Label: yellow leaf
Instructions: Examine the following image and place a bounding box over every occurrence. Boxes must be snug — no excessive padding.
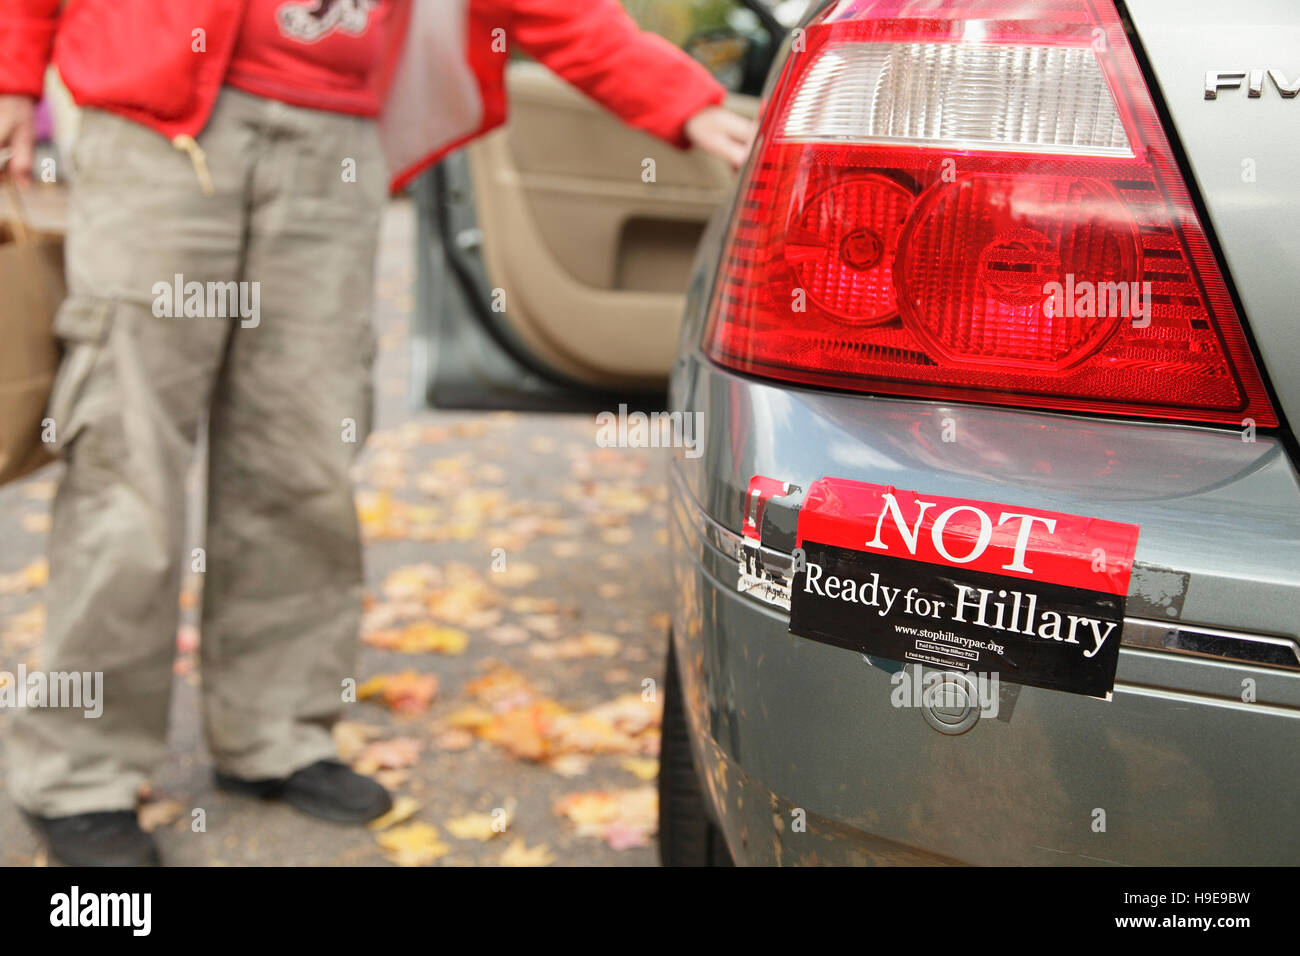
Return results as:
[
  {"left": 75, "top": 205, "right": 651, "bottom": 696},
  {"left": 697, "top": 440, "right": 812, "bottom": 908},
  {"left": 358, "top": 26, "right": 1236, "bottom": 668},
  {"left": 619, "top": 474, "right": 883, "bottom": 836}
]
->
[
  {"left": 368, "top": 796, "right": 421, "bottom": 831},
  {"left": 546, "top": 754, "right": 592, "bottom": 778},
  {"left": 443, "top": 705, "right": 494, "bottom": 730},
  {"left": 555, "top": 787, "right": 658, "bottom": 844},
  {"left": 356, "top": 490, "right": 394, "bottom": 529},
  {"left": 445, "top": 806, "right": 511, "bottom": 841},
  {"left": 357, "top": 670, "right": 439, "bottom": 714},
  {"left": 381, "top": 563, "right": 442, "bottom": 601},
  {"left": 620, "top": 758, "right": 660, "bottom": 781},
  {"left": 376, "top": 822, "right": 450, "bottom": 866},
  {"left": 0, "top": 559, "right": 48, "bottom": 595},
  {"left": 598, "top": 487, "right": 652, "bottom": 515},
  {"left": 529, "top": 631, "right": 620, "bottom": 661},
  {"left": 365, "top": 621, "right": 469, "bottom": 655},
  {"left": 601, "top": 527, "right": 635, "bottom": 546},
  {"left": 494, "top": 562, "right": 540, "bottom": 589},
  {"left": 554, "top": 791, "right": 621, "bottom": 829},
  {"left": 499, "top": 839, "right": 555, "bottom": 867}
]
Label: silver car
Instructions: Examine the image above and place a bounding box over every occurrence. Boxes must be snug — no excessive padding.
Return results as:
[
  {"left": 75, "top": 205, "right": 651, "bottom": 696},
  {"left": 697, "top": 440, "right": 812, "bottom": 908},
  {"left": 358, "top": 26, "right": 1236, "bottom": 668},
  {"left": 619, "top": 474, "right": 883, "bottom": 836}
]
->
[
  {"left": 659, "top": 0, "right": 1300, "bottom": 866},
  {"left": 416, "top": 0, "right": 1297, "bottom": 867}
]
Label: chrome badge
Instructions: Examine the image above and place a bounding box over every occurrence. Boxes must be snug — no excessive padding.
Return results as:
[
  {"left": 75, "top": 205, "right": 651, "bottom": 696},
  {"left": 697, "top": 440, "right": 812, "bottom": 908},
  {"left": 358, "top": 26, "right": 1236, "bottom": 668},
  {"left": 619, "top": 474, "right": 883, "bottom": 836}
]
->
[{"left": 1205, "top": 69, "right": 1300, "bottom": 99}]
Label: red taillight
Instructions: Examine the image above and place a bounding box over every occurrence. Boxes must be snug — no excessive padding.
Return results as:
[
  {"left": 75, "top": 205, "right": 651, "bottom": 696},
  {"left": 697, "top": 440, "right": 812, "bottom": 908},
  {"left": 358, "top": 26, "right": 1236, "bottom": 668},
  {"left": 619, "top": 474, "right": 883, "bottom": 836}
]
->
[{"left": 704, "top": 0, "right": 1278, "bottom": 427}]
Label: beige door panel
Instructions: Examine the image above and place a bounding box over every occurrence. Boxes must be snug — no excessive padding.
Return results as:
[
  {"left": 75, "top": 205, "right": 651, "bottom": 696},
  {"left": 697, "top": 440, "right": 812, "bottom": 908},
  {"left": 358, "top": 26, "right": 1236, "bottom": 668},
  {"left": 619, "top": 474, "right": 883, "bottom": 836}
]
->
[{"left": 468, "top": 62, "right": 757, "bottom": 387}]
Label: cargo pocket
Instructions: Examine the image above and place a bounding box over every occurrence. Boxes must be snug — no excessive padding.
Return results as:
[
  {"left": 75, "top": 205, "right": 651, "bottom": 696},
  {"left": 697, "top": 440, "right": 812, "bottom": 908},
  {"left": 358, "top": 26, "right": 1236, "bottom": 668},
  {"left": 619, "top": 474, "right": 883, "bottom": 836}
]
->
[{"left": 45, "top": 297, "right": 115, "bottom": 456}]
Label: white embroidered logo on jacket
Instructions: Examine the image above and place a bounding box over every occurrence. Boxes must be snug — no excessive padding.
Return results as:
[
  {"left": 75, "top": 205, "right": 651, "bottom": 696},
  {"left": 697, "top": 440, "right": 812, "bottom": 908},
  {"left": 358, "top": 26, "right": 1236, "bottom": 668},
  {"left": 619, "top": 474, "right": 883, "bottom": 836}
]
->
[{"left": 277, "top": 0, "right": 378, "bottom": 43}]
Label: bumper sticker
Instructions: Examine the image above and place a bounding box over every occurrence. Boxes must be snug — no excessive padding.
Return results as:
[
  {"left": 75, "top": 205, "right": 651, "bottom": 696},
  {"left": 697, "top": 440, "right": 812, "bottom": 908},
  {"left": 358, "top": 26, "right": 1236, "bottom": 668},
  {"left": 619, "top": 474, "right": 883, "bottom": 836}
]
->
[{"left": 788, "top": 478, "right": 1140, "bottom": 700}]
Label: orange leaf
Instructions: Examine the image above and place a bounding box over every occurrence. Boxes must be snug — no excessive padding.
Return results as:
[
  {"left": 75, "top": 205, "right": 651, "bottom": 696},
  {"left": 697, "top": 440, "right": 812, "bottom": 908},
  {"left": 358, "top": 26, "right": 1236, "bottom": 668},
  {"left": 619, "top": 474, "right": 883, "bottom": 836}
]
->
[{"left": 357, "top": 671, "right": 438, "bottom": 715}]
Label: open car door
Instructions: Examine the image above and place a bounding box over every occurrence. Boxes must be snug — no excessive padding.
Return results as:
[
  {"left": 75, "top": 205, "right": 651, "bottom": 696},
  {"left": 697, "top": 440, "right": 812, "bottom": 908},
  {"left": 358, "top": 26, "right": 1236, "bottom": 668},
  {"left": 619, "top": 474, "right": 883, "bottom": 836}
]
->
[{"left": 414, "top": 0, "right": 794, "bottom": 409}]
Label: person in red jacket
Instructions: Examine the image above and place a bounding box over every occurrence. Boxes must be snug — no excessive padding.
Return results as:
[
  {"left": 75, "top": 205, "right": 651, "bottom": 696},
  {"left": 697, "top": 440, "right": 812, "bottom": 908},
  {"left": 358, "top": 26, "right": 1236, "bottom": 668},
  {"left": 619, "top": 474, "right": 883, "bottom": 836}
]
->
[{"left": 0, "top": 0, "right": 753, "bottom": 867}]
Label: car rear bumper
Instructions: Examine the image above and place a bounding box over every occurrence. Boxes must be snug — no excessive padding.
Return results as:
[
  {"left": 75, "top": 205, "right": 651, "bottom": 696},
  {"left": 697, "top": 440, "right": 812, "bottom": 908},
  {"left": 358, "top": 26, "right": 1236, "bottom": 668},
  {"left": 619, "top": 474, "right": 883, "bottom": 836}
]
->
[{"left": 668, "top": 352, "right": 1300, "bottom": 865}]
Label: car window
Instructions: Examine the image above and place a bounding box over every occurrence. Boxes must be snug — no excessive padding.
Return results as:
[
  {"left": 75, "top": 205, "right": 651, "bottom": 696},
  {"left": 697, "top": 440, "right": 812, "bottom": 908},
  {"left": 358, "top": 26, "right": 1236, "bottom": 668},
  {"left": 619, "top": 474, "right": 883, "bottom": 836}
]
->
[
  {"left": 619, "top": 0, "right": 747, "bottom": 49},
  {"left": 621, "top": 0, "right": 808, "bottom": 95}
]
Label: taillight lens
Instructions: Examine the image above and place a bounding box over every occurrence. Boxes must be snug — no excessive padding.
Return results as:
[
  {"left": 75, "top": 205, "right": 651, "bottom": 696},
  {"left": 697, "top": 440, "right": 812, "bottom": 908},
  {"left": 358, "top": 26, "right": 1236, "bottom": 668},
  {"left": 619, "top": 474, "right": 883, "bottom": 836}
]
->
[{"left": 704, "top": 0, "right": 1277, "bottom": 426}]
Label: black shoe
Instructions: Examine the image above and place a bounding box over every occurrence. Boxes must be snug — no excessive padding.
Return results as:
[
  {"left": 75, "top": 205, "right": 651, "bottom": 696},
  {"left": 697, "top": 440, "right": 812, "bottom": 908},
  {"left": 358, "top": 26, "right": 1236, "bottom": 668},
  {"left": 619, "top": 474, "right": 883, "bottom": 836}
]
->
[
  {"left": 26, "top": 810, "right": 161, "bottom": 867},
  {"left": 215, "top": 759, "right": 393, "bottom": 824}
]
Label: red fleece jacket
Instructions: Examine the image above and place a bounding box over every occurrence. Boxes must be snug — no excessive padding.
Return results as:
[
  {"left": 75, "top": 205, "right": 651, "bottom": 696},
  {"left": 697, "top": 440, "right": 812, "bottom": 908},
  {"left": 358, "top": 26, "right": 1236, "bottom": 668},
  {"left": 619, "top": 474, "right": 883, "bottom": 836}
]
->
[{"left": 0, "top": 0, "right": 726, "bottom": 191}]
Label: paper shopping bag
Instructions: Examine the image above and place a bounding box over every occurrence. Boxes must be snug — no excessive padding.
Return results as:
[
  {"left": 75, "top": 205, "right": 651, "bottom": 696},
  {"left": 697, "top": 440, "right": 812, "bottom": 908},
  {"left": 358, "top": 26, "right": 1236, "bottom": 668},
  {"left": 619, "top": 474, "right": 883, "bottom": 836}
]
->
[{"left": 0, "top": 184, "right": 65, "bottom": 485}]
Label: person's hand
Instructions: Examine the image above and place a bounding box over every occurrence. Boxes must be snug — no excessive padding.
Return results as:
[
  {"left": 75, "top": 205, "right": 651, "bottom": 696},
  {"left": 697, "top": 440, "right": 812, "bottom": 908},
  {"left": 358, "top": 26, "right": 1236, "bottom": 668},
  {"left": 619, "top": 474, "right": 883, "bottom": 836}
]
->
[
  {"left": 684, "top": 105, "right": 755, "bottom": 169},
  {"left": 0, "top": 95, "right": 37, "bottom": 185}
]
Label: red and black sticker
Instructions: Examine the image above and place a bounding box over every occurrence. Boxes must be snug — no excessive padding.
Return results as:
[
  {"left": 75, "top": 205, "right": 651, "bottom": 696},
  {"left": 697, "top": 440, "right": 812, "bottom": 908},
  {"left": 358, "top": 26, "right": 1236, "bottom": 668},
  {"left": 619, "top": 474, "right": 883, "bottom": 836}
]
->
[{"left": 788, "top": 478, "right": 1140, "bottom": 699}]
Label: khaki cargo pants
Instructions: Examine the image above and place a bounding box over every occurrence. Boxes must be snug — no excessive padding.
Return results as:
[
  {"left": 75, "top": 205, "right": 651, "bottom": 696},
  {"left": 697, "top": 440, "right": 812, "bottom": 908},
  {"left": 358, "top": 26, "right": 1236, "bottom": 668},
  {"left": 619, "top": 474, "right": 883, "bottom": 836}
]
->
[{"left": 8, "top": 88, "right": 386, "bottom": 815}]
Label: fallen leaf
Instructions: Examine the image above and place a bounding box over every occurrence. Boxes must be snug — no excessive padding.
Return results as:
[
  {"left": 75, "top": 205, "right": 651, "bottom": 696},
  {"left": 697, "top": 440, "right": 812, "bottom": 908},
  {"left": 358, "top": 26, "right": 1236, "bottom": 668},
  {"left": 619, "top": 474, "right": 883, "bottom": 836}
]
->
[
  {"left": 521, "top": 614, "right": 562, "bottom": 639},
  {"left": 353, "top": 737, "right": 422, "bottom": 774},
  {"left": 380, "top": 563, "right": 443, "bottom": 601},
  {"left": 604, "top": 819, "right": 652, "bottom": 851},
  {"left": 484, "top": 624, "right": 530, "bottom": 646},
  {"left": 459, "top": 670, "right": 662, "bottom": 764},
  {"left": 0, "top": 559, "right": 48, "bottom": 595},
  {"left": 546, "top": 754, "right": 592, "bottom": 778},
  {"left": 529, "top": 631, "right": 620, "bottom": 661},
  {"left": 493, "top": 562, "right": 540, "bottom": 589},
  {"left": 357, "top": 671, "right": 439, "bottom": 715},
  {"left": 367, "top": 796, "right": 421, "bottom": 831},
  {"left": 445, "top": 804, "right": 513, "bottom": 841},
  {"left": 550, "top": 541, "right": 582, "bottom": 559},
  {"left": 554, "top": 787, "right": 657, "bottom": 849},
  {"left": 356, "top": 489, "right": 403, "bottom": 540},
  {"left": 600, "top": 527, "right": 635, "bottom": 546},
  {"left": 499, "top": 839, "right": 555, "bottom": 867},
  {"left": 364, "top": 621, "right": 469, "bottom": 655},
  {"left": 481, "top": 704, "right": 557, "bottom": 761},
  {"left": 508, "top": 596, "right": 566, "bottom": 615},
  {"left": 435, "top": 728, "right": 475, "bottom": 751},
  {"left": 376, "top": 822, "right": 450, "bottom": 866},
  {"left": 620, "top": 757, "right": 659, "bottom": 781},
  {"left": 425, "top": 565, "right": 500, "bottom": 625},
  {"left": 597, "top": 486, "right": 653, "bottom": 515},
  {"left": 463, "top": 667, "right": 537, "bottom": 708},
  {"left": 554, "top": 791, "right": 620, "bottom": 832},
  {"left": 442, "top": 705, "right": 494, "bottom": 730}
]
